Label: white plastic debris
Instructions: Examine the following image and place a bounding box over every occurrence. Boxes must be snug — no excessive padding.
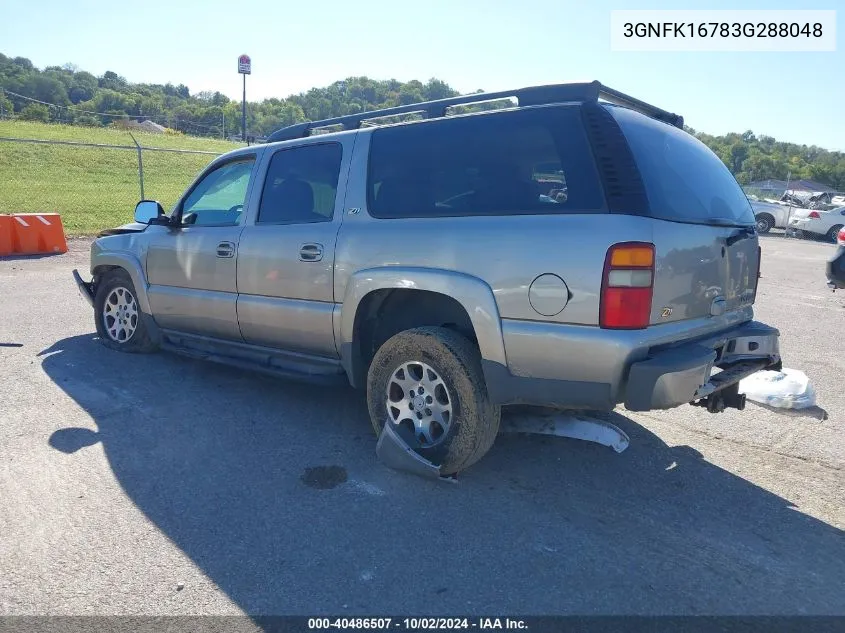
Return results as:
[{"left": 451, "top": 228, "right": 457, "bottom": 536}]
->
[{"left": 739, "top": 368, "right": 816, "bottom": 410}]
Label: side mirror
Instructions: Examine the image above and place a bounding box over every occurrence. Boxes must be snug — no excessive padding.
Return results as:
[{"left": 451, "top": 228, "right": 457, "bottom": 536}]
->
[{"left": 134, "top": 200, "right": 166, "bottom": 225}]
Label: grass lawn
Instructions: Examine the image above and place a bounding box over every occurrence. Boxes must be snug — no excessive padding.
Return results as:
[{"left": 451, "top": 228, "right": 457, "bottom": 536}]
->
[{"left": 0, "top": 121, "right": 244, "bottom": 235}]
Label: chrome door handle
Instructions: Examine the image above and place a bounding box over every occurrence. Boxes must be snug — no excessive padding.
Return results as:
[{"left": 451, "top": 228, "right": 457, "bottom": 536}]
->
[
  {"left": 299, "top": 243, "right": 323, "bottom": 262},
  {"left": 216, "top": 241, "right": 236, "bottom": 258}
]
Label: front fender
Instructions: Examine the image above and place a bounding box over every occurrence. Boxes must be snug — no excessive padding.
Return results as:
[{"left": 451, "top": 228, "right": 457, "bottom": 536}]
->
[
  {"left": 90, "top": 241, "right": 151, "bottom": 314},
  {"left": 338, "top": 266, "right": 508, "bottom": 387}
]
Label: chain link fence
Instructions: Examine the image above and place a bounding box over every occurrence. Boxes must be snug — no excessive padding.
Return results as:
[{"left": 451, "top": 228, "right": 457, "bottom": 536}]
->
[{"left": 0, "top": 128, "right": 229, "bottom": 235}]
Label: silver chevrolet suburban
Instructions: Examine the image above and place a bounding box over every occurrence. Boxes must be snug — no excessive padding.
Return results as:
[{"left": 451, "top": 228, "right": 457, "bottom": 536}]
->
[{"left": 73, "top": 81, "right": 782, "bottom": 474}]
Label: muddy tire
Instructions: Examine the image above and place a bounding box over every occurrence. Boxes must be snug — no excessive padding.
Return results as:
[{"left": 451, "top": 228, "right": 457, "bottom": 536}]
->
[
  {"left": 366, "top": 326, "right": 500, "bottom": 475},
  {"left": 94, "top": 269, "right": 157, "bottom": 353}
]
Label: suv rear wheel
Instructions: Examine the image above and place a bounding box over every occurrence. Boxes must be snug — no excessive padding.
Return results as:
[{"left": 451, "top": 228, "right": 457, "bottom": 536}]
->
[
  {"left": 366, "top": 326, "right": 500, "bottom": 475},
  {"left": 94, "top": 269, "right": 157, "bottom": 353}
]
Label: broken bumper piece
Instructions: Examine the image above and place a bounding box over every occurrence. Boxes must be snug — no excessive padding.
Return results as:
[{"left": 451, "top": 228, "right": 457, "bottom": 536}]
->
[
  {"left": 501, "top": 412, "right": 629, "bottom": 453},
  {"left": 375, "top": 422, "right": 457, "bottom": 482}
]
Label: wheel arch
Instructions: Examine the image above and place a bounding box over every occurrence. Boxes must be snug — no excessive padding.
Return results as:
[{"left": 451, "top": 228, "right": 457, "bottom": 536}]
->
[
  {"left": 91, "top": 249, "right": 151, "bottom": 313},
  {"left": 338, "top": 267, "right": 507, "bottom": 389}
]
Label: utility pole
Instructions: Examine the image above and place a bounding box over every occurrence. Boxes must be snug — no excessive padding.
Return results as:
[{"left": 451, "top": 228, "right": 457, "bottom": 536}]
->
[
  {"left": 242, "top": 73, "right": 246, "bottom": 141},
  {"left": 785, "top": 170, "right": 794, "bottom": 237},
  {"left": 238, "top": 54, "right": 251, "bottom": 142}
]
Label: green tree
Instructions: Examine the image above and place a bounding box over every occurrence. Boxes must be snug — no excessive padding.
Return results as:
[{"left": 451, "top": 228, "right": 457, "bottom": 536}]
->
[
  {"left": 0, "top": 93, "right": 13, "bottom": 118},
  {"left": 21, "top": 74, "right": 69, "bottom": 106},
  {"left": 99, "top": 70, "right": 127, "bottom": 92},
  {"left": 424, "top": 78, "right": 457, "bottom": 101},
  {"left": 74, "top": 114, "right": 99, "bottom": 126},
  {"left": 2, "top": 51, "right": 843, "bottom": 192},
  {"left": 69, "top": 71, "right": 98, "bottom": 103},
  {"left": 12, "top": 56, "right": 34, "bottom": 71},
  {"left": 729, "top": 142, "right": 749, "bottom": 173},
  {"left": 20, "top": 102, "right": 50, "bottom": 121}
]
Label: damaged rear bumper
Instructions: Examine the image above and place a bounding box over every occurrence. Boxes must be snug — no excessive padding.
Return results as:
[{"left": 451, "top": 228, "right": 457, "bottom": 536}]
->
[{"left": 624, "top": 321, "right": 781, "bottom": 412}]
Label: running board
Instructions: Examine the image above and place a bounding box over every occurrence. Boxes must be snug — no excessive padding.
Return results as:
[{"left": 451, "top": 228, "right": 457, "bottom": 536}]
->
[{"left": 159, "top": 330, "right": 348, "bottom": 387}]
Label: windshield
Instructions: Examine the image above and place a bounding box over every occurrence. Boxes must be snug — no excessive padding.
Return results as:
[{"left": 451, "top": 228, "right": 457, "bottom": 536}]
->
[{"left": 611, "top": 106, "right": 755, "bottom": 226}]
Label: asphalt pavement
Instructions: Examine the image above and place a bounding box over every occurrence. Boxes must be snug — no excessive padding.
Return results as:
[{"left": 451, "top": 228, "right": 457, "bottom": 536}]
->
[{"left": 0, "top": 234, "right": 843, "bottom": 617}]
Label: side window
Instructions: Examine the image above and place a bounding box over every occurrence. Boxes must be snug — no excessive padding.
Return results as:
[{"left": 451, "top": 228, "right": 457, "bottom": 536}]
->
[
  {"left": 181, "top": 158, "right": 255, "bottom": 226},
  {"left": 257, "top": 143, "right": 343, "bottom": 224},
  {"left": 612, "top": 107, "right": 755, "bottom": 225},
  {"left": 367, "top": 107, "right": 603, "bottom": 219}
]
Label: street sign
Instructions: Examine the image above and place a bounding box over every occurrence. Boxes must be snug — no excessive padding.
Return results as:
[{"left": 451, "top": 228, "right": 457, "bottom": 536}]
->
[{"left": 238, "top": 54, "right": 251, "bottom": 75}]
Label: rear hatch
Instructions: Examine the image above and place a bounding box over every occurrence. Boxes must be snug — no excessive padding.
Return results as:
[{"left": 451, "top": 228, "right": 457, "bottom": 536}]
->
[{"left": 610, "top": 107, "right": 760, "bottom": 325}]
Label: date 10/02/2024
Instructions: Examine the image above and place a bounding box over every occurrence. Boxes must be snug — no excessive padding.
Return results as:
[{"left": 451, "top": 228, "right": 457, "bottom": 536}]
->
[{"left": 308, "top": 617, "right": 528, "bottom": 630}]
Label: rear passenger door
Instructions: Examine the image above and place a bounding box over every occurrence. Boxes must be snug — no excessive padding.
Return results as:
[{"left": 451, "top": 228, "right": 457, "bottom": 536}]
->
[{"left": 236, "top": 138, "right": 353, "bottom": 357}]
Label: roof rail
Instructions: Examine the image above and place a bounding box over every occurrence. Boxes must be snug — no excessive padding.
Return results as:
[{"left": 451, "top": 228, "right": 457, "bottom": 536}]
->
[{"left": 266, "top": 81, "right": 683, "bottom": 143}]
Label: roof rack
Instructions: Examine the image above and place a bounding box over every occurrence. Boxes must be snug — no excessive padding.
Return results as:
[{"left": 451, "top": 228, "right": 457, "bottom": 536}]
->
[{"left": 265, "top": 81, "right": 683, "bottom": 143}]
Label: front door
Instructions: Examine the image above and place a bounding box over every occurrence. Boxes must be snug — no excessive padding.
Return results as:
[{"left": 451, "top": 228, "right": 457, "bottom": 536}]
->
[
  {"left": 236, "top": 140, "right": 350, "bottom": 357},
  {"left": 146, "top": 154, "right": 259, "bottom": 340}
]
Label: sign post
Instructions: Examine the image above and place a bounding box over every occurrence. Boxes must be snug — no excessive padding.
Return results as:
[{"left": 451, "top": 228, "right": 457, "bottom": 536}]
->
[{"left": 238, "top": 54, "right": 251, "bottom": 142}]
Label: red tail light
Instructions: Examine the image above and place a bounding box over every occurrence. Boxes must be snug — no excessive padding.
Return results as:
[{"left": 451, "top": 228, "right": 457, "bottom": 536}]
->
[
  {"left": 838, "top": 228, "right": 845, "bottom": 245},
  {"left": 600, "top": 243, "right": 655, "bottom": 329},
  {"left": 809, "top": 211, "right": 821, "bottom": 219}
]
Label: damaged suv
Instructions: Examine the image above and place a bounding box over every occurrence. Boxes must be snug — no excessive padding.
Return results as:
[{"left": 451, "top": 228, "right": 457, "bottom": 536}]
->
[{"left": 73, "top": 81, "right": 781, "bottom": 475}]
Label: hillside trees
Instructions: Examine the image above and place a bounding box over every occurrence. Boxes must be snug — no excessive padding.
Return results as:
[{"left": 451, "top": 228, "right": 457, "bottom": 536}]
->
[{"left": 1, "top": 52, "right": 843, "bottom": 189}]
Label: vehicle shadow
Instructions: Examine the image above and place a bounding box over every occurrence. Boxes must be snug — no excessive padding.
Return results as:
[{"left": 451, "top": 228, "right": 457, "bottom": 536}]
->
[
  {"left": 745, "top": 401, "right": 829, "bottom": 421},
  {"left": 40, "top": 334, "right": 845, "bottom": 616}
]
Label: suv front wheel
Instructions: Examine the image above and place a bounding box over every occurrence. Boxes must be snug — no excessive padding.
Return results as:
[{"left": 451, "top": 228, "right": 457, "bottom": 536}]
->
[
  {"left": 94, "top": 269, "right": 158, "bottom": 353},
  {"left": 366, "top": 326, "right": 500, "bottom": 475}
]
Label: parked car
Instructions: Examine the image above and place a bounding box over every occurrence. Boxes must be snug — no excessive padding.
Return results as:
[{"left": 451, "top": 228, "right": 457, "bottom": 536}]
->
[
  {"left": 750, "top": 200, "right": 791, "bottom": 233},
  {"left": 787, "top": 207, "right": 845, "bottom": 242},
  {"left": 72, "top": 82, "right": 782, "bottom": 474},
  {"left": 826, "top": 226, "right": 845, "bottom": 290}
]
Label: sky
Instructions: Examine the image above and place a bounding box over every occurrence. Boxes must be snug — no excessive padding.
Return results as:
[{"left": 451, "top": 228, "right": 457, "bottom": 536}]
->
[{"left": 1, "top": 0, "right": 842, "bottom": 149}]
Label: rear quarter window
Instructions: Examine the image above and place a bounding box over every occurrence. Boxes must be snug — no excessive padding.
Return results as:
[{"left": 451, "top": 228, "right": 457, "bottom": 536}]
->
[
  {"left": 366, "top": 106, "right": 605, "bottom": 218},
  {"left": 611, "top": 106, "right": 755, "bottom": 226}
]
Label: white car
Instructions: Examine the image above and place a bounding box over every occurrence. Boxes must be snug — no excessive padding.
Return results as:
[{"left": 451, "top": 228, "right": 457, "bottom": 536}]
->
[
  {"left": 750, "top": 200, "right": 791, "bottom": 233},
  {"left": 788, "top": 206, "right": 845, "bottom": 242}
]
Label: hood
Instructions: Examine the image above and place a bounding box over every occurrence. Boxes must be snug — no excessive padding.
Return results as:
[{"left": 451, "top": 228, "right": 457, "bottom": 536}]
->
[{"left": 97, "top": 222, "right": 149, "bottom": 237}]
